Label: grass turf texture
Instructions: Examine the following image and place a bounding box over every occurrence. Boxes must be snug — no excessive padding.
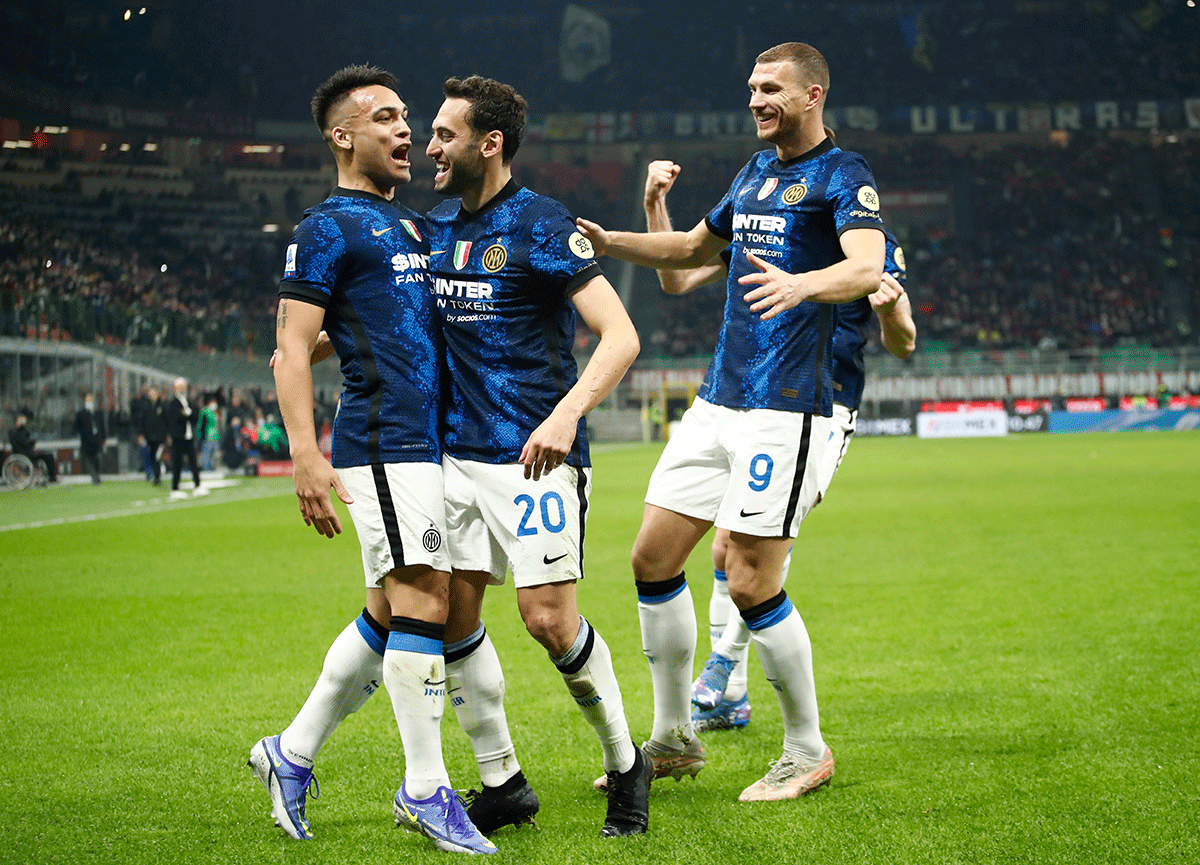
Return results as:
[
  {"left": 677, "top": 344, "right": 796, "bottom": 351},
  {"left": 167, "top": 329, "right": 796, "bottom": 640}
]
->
[{"left": 1, "top": 431, "right": 1197, "bottom": 864}]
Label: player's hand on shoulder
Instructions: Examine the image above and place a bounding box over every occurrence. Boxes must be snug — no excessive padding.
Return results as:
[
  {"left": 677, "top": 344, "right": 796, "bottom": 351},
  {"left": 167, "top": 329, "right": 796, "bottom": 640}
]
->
[
  {"left": 574, "top": 217, "right": 610, "bottom": 257},
  {"left": 644, "top": 161, "right": 681, "bottom": 205},
  {"left": 739, "top": 251, "right": 807, "bottom": 321},
  {"left": 870, "top": 272, "right": 905, "bottom": 313}
]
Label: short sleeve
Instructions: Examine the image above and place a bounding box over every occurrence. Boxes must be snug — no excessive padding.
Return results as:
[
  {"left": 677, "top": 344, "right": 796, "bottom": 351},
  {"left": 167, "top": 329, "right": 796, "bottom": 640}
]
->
[
  {"left": 529, "top": 201, "right": 604, "bottom": 295},
  {"left": 279, "top": 211, "right": 346, "bottom": 308},
  {"left": 828, "top": 153, "right": 887, "bottom": 237}
]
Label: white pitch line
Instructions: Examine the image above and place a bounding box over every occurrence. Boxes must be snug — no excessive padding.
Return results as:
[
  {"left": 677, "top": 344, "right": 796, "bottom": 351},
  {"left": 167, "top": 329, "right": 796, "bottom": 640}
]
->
[{"left": 0, "top": 481, "right": 293, "bottom": 532}]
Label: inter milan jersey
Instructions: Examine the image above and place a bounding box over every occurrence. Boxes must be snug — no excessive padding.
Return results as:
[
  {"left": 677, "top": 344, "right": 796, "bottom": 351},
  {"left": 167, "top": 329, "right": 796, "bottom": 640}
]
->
[
  {"left": 278, "top": 187, "right": 440, "bottom": 468},
  {"left": 831, "top": 227, "right": 906, "bottom": 410},
  {"left": 426, "top": 180, "right": 602, "bottom": 467},
  {"left": 704, "top": 138, "right": 886, "bottom": 416}
]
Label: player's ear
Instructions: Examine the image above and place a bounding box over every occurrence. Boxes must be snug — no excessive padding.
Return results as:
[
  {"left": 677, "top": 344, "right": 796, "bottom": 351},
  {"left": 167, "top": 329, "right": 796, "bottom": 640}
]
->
[
  {"left": 480, "top": 129, "right": 503, "bottom": 159},
  {"left": 330, "top": 124, "right": 353, "bottom": 154}
]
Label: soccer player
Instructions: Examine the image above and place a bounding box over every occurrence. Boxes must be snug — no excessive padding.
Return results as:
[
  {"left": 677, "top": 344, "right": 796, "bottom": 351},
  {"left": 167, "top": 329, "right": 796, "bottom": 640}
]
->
[
  {"left": 423, "top": 75, "right": 650, "bottom": 836},
  {"left": 249, "top": 65, "right": 494, "bottom": 855},
  {"left": 576, "top": 42, "right": 887, "bottom": 801},
  {"left": 638, "top": 158, "right": 916, "bottom": 731}
]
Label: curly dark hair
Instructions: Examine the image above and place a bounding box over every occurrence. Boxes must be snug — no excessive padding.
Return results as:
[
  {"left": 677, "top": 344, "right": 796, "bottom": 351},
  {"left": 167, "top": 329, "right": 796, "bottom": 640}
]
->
[
  {"left": 311, "top": 64, "right": 401, "bottom": 136},
  {"left": 442, "top": 76, "right": 527, "bottom": 164}
]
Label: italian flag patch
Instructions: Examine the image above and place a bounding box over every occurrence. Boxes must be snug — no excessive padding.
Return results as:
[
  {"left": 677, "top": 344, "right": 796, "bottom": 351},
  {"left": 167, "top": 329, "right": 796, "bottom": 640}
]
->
[
  {"left": 453, "top": 241, "right": 472, "bottom": 270},
  {"left": 399, "top": 219, "right": 421, "bottom": 241}
]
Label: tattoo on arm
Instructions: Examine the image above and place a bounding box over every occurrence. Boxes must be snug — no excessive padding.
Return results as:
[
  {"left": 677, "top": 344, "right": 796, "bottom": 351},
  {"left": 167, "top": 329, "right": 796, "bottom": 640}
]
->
[{"left": 277, "top": 299, "right": 287, "bottom": 332}]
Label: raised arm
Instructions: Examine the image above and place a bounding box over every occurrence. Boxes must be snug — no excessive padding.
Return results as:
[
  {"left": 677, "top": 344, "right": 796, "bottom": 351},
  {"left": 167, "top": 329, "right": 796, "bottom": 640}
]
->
[
  {"left": 576, "top": 207, "right": 727, "bottom": 271},
  {"left": 274, "top": 298, "right": 353, "bottom": 537},
  {"left": 739, "top": 226, "right": 885, "bottom": 320},
  {"left": 643, "top": 160, "right": 726, "bottom": 295},
  {"left": 870, "top": 271, "right": 917, "bottom": 359},
  {"left": 518, "top": 275, "right": 640, "bottom": 481}
]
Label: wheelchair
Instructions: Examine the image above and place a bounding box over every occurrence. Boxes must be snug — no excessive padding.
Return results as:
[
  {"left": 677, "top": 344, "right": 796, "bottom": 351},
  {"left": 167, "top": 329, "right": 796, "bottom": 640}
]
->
[{"left": 2, "top": 452, "right": 49, "bottom": 490}]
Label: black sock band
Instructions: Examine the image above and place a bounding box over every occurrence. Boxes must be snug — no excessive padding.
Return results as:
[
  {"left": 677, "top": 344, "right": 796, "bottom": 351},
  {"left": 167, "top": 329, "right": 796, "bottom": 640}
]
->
[
  {"left": 635, "top": 572, "right": 686, "bottom": 598},
  {"left": 739, "top": 590, "right": 788, "bottom": 624},
  {"left": 389, "top": 616, "right": 446, "bottom": 642},
  {"left": 361, "top": 607, "right": 388, "bottom": 642},
  {"left": 553, "top": 618, "right": 596, "bottom": 675},
  {"left": 444, "top": 625, "right": 488, "bottom": 665}
]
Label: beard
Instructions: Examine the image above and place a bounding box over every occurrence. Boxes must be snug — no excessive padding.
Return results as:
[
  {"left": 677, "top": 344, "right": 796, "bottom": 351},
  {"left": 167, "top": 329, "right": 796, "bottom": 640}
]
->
[{"left": 434, "top": 148, "right": 486, "bottom": 197}]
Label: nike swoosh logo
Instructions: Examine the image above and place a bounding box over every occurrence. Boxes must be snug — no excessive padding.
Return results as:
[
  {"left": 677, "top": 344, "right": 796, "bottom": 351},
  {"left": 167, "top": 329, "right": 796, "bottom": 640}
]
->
[
  {"left": 423, "top": 678, "right": 446, "bottom": 687},
  {"left": 543, "top": 553, "right": 568, "bottom": 565},
  {"left": 739, "top": 509, "right": 764, "bottom": 518},
  {"left": 447, "top": 687, "right": 461, "bottom": 694},
  {"left": 431, "top": 249, "right": 444, "bottom": 254},
  {"left": 372, "top": 227, "right": 393, "bottom": 236}
]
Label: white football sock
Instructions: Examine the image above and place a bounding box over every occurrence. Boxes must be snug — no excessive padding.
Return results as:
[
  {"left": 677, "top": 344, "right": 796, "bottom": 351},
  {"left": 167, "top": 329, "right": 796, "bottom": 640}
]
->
[
  {"left": 279, "top": 614, "right": 384, "bottom": 768},
  {"left": 637, "top": 576, "right": 698, "bottom": 748},
  {"left": 445, "top": 625, "right": 520, "bottom": 788},
  {"left": 746, "top": 596, "right": 825, "bottom": 762},
  {"left": 383, "top": 626, "right": 450, "bottom": 799},
  {"left": 553, "top": 617, "right": 635, "bottom": 774},
  {"left": 716, "top": 598, "right": 752, "bottom": 702},
  {"left": 708, "top": 569, "right": 730, "bottom": 649}
]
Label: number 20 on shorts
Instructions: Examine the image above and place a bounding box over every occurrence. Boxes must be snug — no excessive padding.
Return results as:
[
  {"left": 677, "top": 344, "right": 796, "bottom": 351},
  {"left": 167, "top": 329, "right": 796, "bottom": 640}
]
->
[{"left": 515, "top": 491, "right": 568, "bottom": 536}]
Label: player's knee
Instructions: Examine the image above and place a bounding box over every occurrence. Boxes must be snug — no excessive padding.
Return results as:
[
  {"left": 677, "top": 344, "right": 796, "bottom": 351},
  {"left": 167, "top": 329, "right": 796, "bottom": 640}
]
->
[
  {"left": 727, "top": 583, "right": 759, "bottom": 611},
  {"left": 711, "top": 536, "right": 728, "bottom": 570},
  {"left": 630, "top": 539, "right": 669, "bottom": 582},
  {"left": 522, "top": 608, "right": 571, "bottom": 655}
]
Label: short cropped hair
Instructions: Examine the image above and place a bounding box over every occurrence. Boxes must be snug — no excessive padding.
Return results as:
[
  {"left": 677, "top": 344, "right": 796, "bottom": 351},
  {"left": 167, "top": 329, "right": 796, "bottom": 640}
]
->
[
  {"left": 311, "top": 65, "right": 401, "bottom": 137},
  {"left": 442, "top": 76, "right": 527, "bottom": 164},
  {"left": 756, "top": 42, "right": 830, "bottom": 96}
]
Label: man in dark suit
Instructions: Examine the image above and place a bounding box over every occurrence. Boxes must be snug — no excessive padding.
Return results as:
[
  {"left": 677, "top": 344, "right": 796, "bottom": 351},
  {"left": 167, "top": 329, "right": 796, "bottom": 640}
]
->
[
  {"left": 166, "top": 377, "right": 206, "bottom": 498},
  {"left": 139, "top": 386, "right": 169, "bottom": 486},
  {"left": 74, "top": 393, "right": 106, "bottom": 484}
]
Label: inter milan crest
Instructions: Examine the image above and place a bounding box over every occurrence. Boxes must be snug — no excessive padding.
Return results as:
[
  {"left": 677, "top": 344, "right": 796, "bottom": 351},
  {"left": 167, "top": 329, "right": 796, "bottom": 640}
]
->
[
  {"left": 452, "top": 241, "right": 472, "bottom": 270},
  {"left": 782, "top": 183, "right": 807, "bottom": 205},
  {"left": 422, "top": 527, "right": 442, "bottom": 553},
  {"left": 482, "top": 244, "right": 508, "bottom": 273},
  {"left": 757, "top": 178, "right": 778, "bottom": 200}
]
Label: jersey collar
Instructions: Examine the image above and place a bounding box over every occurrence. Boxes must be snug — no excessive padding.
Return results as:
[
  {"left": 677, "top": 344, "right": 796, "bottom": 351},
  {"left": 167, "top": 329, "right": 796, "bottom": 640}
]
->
[
  {"left": 459, "top": 178, "right": 520, "bottom": 223},
  {"left": 774, "top": 136, "right": 835, "bottom": 169},
  {"left": 331, "top": 186, "right": 399, "bottom": 206}
]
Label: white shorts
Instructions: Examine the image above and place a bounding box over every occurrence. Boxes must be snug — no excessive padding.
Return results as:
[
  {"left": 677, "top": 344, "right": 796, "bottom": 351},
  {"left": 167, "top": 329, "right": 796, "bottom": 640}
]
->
[
  {"left": 645, "top": 397, "right": 834, "bottom": 539},
  {"left": 337, "top": 462, "right": 451, "bottom": 587},
  {"left": 814, "top": 403, "right": 857, "bottom": 504},
  {"left": 443, "top": 455, "right": 591, "bottom": 589}
]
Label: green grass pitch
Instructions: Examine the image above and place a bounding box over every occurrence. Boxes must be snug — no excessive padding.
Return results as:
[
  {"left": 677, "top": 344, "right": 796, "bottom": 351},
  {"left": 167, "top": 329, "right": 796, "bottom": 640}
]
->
[{"left": 2, "top": 431, "right": 1197, "bottom": 864}]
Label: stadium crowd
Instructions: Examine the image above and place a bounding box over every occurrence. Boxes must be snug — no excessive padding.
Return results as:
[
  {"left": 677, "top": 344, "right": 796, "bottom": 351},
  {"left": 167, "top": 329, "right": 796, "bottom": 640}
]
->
[
  {"left": 3, "top": 2, "right": 1197, "bottom": 118},
  {"left": 4, "top": 132, "right": 1198, "bottom": 361}
]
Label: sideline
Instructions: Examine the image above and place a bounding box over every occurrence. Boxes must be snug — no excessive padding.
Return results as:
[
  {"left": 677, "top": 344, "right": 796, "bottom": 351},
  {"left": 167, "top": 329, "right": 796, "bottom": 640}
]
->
[{"left": 0, "top": 478, "right": 294, "bottom": 532}]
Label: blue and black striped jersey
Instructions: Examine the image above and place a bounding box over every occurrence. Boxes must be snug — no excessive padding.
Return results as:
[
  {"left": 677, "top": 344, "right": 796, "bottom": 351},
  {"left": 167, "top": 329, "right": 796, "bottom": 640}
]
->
[
  {"left": 704, "top": 138, "right": 886, "bottom": 416},
  {"left": 426, "top": 180, "right": 603, "bottom": 467},
  {"left": 278, "top": 188, "right": 441, "bottom": 468}
]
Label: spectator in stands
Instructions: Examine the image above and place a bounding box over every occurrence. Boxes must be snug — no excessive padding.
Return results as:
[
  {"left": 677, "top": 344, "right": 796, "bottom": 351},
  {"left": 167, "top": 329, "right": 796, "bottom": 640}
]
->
[
  {"left": 7, "top": 413, "right": 58, "bottom": 483},
  {"left": 74, "top": 392, "right": 106, "bottom": 484},
  {"left": 256, "top": 413, "right": 288, "bottom": 460},
  {"left": 130, "top": 385, "right": 154, "bottom": 480},
  {"left": 197, "top": 394, "right": 222, "bottom": 471},
  {"left": 222, "top": 416, "right": 247, "bottom": 472}
]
